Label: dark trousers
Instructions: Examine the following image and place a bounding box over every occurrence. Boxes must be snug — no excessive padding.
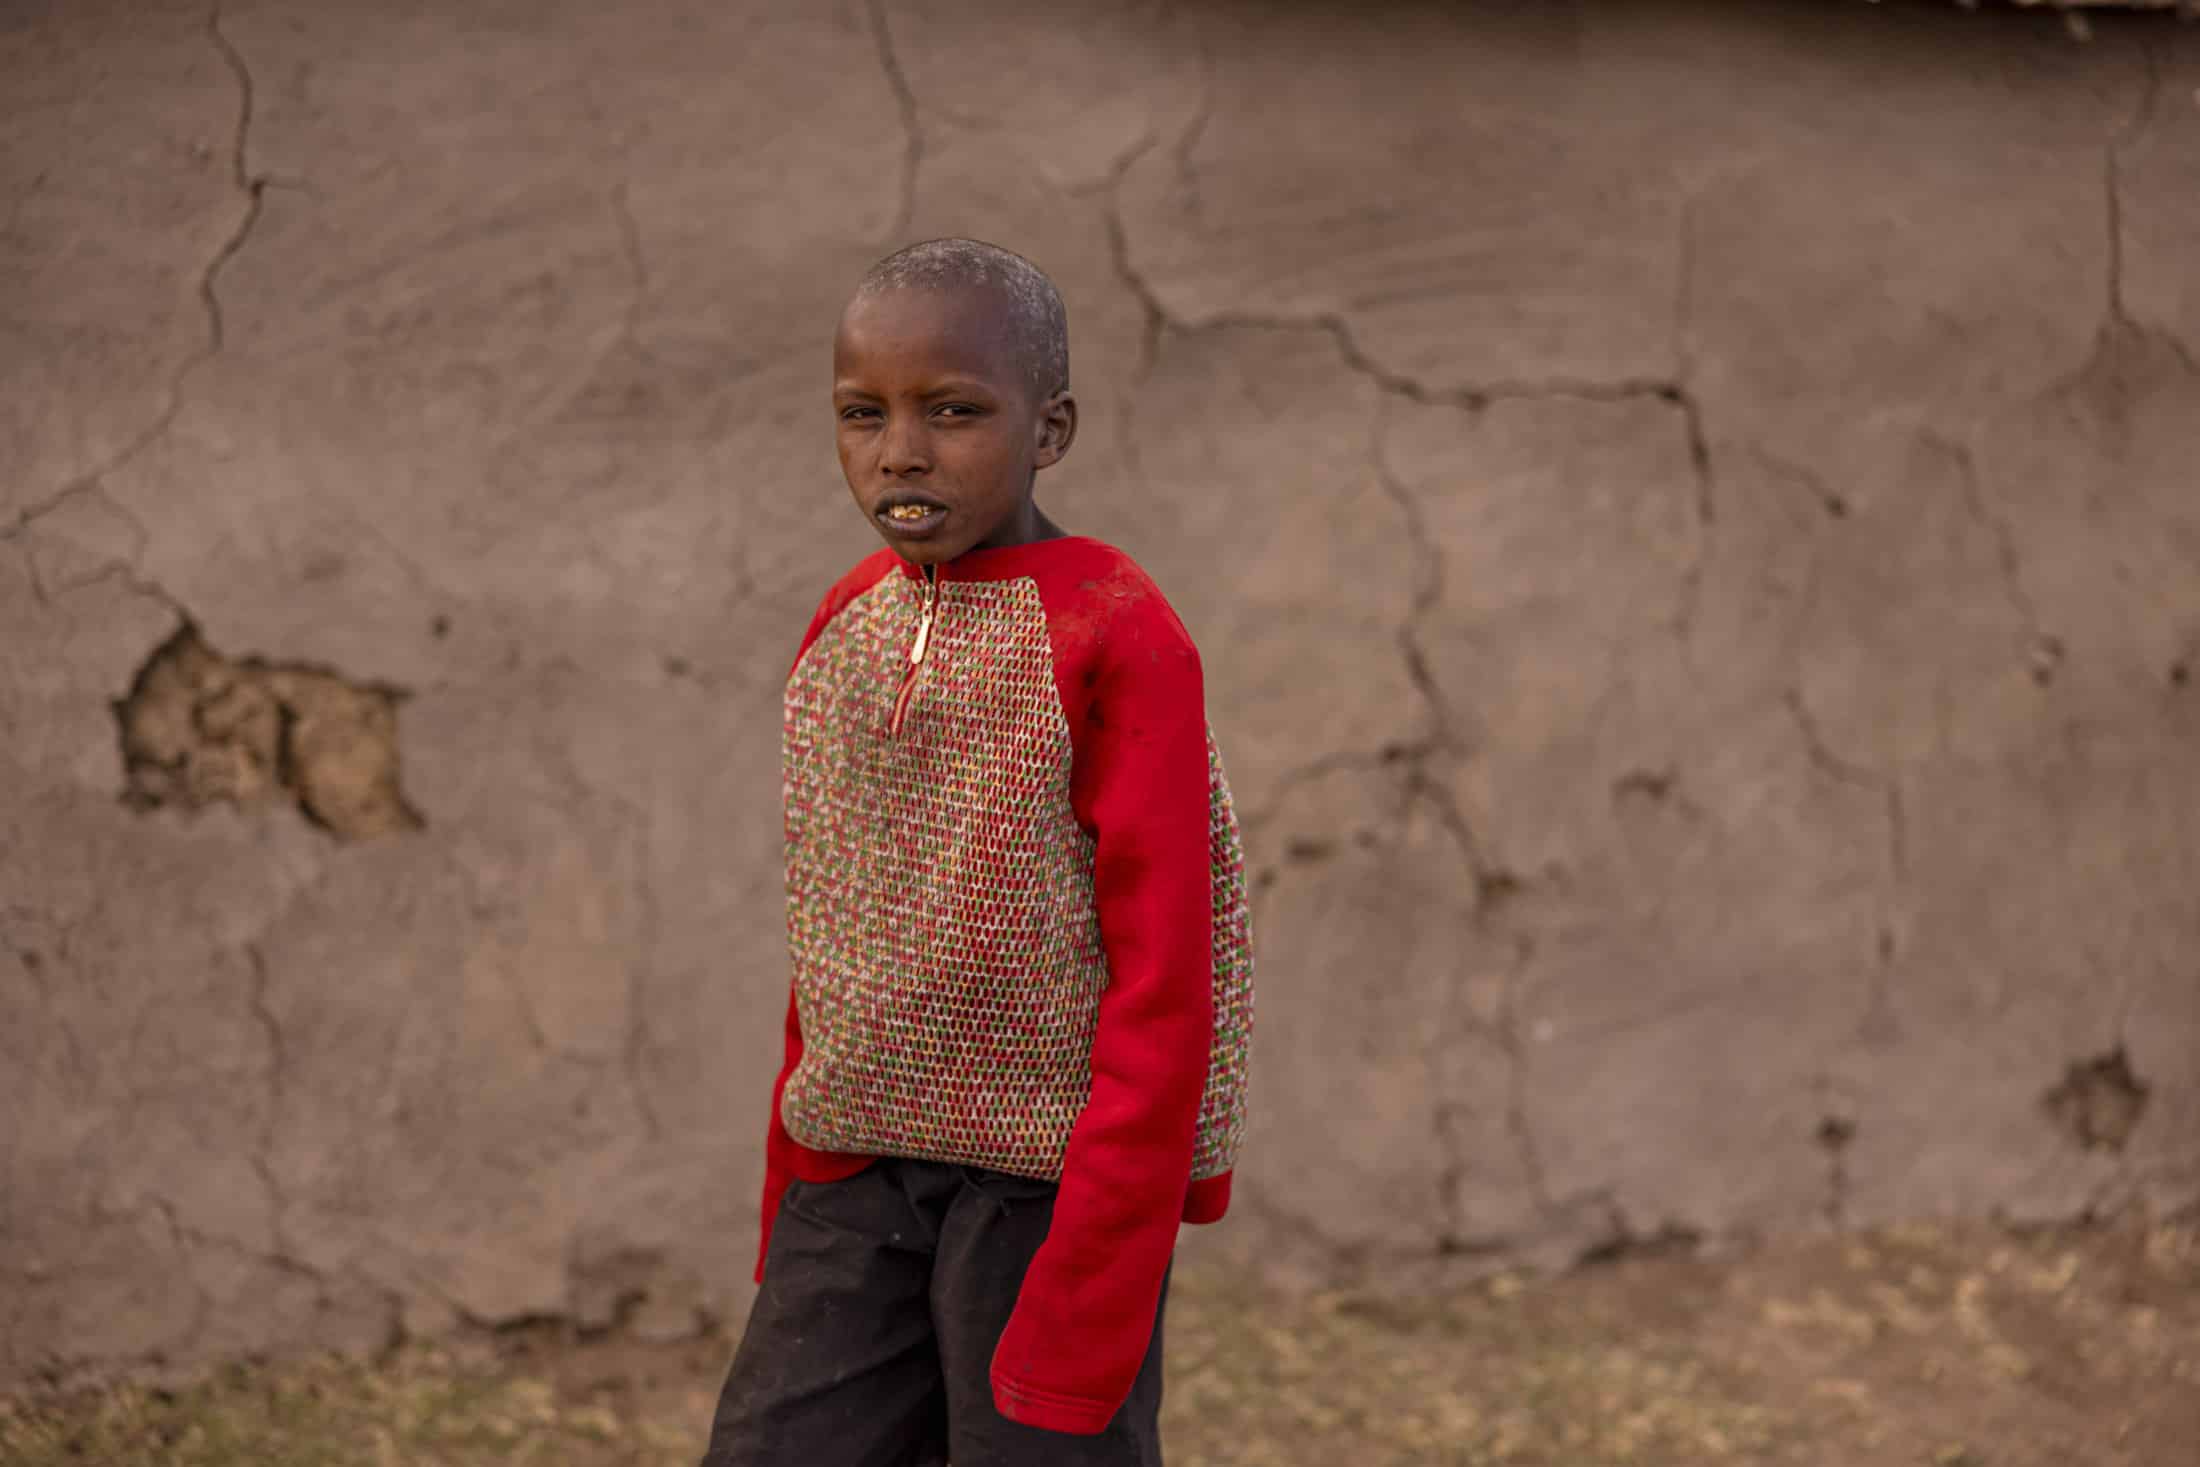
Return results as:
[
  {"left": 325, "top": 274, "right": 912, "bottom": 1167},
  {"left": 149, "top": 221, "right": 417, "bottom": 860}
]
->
[{"left": 701, "top": 1156, "right": 1169, "bottom": 1467}]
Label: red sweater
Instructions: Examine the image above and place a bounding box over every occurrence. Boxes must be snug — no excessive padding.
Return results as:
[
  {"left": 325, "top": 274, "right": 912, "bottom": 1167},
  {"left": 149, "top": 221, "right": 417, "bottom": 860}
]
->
[{"left": 755, "top": 534, "right": 1254, "bottom": 1435}]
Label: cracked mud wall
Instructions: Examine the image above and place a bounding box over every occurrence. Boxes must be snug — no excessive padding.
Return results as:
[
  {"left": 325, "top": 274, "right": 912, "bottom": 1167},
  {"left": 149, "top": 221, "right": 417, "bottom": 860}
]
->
[{"left": 4, "top": 0, "right": 2197, "bottom": 1383}]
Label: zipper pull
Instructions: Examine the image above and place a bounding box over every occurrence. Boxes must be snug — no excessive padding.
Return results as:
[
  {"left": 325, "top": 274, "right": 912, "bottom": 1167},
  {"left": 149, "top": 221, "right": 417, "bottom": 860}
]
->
[
  {"left": 888, "top": 566, "right": 939, "bottom": 739},
  {"left": 910, "top": 565, "right": 938, "bottom": 667}
]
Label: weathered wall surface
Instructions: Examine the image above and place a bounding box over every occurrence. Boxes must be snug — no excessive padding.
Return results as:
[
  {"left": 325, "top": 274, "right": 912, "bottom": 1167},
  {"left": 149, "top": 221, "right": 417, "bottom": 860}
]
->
[{"left": 4, "top": 0, "right": 2197, "bottom": 1383}]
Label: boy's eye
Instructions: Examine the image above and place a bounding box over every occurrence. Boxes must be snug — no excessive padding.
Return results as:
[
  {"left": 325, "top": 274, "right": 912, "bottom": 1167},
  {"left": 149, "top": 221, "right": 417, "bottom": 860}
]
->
[
  {"left": 838, "top": 405, "right": 880, "bottom": 422},
  {"left": 935, "top": 403, "right": 979, "bottom": 419}
]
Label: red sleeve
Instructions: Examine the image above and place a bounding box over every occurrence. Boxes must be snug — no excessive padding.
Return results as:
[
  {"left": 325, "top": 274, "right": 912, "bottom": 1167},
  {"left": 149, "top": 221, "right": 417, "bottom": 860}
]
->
[
  {"left": 988, "top": 583, "right": 1214, "bottom": 1434},
  {"left": 756, "top": 550, "right": 901, "bottom": 1285},
  {"left": 754, "top": 987, "right": 806, "bottom": 1284}
]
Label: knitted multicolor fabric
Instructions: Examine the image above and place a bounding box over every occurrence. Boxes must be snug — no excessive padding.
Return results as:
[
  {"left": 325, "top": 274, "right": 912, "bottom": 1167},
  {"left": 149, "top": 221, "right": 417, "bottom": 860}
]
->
[{"left": 756, "top": 535, "right": 1254, "bottom": 1436}]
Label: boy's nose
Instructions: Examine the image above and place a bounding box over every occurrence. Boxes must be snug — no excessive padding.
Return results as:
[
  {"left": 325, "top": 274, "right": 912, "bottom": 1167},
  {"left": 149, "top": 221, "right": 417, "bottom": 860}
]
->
[{"left": 878, "top": 416, "right": 930, "bottom": 475}]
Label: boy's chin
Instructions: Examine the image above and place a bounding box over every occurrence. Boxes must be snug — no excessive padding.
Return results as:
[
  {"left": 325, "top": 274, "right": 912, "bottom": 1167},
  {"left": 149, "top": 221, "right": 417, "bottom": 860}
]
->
[
  {"left": 875, "top": 534, "right": 970, "bottom": 568},
  {"left": 870, "top": 515, "right": 1010, "bottom": 565},
  {"left": 872, "top": 523, "right": 954, "bottom": 560}
]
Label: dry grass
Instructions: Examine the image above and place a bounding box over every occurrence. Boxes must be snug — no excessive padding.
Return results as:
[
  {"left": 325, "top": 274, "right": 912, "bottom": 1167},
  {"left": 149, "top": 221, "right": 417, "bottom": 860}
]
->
[
  {"left": 0, "top": 1349, "right": 695, "bottom": 1467},
  {"left": 6, "top": 1216, "right": 2195, "bottom": 1467}
]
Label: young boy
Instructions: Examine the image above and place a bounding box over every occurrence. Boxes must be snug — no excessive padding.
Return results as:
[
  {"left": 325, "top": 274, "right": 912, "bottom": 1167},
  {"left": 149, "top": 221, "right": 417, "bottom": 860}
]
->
[{"left": 700, "top": 239, "right": 1254, "bottom": 1466}]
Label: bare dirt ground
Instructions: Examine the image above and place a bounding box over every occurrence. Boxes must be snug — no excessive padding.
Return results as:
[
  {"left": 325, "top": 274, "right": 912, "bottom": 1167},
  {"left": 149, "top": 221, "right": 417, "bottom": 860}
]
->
[{"left": 5, "top": 1215, "right": 2194, "bottom": 1467}]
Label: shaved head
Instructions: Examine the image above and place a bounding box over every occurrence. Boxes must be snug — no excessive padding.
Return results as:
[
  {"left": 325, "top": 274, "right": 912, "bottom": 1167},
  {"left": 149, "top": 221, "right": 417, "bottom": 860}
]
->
[{"left": 852, "top": 238, "right": 1069, "bottom": 400}]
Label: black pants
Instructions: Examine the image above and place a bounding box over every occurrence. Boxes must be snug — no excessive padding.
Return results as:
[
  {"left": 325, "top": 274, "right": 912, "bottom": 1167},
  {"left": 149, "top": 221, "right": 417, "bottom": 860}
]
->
[{"left": 701, "top": 1156, "right": 1169, "bottom": 1467}]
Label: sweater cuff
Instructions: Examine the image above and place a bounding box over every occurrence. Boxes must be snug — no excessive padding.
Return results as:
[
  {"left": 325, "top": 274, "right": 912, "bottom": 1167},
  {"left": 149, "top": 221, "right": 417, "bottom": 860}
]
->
[
  {"left": 990, "top": 1370, "right": 1122, "bottom": 1436},
  {"left": 1183, "top": 1170, "right": 1232, "bottom": 1224}
]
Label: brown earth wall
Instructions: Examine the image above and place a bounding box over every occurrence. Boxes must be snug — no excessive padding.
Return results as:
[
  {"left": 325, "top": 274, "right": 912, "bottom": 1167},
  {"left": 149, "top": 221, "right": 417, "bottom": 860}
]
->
[{"left": 3, "top": 0, "right": 2196, "bottom": 1383}]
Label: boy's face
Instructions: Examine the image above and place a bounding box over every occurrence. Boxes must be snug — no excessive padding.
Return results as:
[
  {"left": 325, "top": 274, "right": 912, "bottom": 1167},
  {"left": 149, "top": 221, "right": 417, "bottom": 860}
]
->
[{"left": 832, "top": 285, "right": 1075, "bottom": 565}]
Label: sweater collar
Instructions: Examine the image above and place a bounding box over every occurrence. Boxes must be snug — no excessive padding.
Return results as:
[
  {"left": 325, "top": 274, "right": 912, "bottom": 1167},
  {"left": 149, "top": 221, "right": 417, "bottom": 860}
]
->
[{"left": 889, "top": 534, "right": 1103, "bottom": 584}]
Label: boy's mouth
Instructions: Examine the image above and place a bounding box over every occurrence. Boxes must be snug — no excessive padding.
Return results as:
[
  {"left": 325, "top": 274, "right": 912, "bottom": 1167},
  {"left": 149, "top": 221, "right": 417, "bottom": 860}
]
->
[{"left": 876, "top": 491, "right": 948, "bottom": 539}]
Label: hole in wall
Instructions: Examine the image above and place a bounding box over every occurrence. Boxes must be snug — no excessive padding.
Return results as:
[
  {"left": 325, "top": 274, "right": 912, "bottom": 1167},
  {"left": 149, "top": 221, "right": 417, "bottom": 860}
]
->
[
  {"left": 2041, "top": 1047, "right": 2149, "bottom": 1154},
  {"left": 112, "top": 621, "right": 423, "bottom": 841}
]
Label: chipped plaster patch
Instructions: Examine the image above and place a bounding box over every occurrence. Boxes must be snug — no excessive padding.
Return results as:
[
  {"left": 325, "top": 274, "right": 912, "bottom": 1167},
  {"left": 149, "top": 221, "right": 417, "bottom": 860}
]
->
[
  {"left": 2042, "top": 1048, "right": 2151, "bottom": 1153},
  {"left": 113, "top": 623, "right": 422, "bottom": 840}
]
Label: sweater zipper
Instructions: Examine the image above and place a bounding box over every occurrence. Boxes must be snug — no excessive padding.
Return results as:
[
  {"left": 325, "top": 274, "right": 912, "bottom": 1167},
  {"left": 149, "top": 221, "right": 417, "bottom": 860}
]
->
[{"left": 888, "top": 565, "right": 939, "bottom": 739}]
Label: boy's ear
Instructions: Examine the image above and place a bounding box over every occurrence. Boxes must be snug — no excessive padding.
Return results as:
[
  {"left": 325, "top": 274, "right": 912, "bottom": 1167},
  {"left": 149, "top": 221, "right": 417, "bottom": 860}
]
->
[{"left": 1033, "top": 390, "right": 1077, "bottom": 469}]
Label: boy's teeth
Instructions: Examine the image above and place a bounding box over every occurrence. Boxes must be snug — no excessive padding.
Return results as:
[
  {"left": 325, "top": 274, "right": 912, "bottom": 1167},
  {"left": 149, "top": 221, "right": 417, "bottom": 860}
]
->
[{"left": 889, "top": 504, "right": 931, "bottom": 520}]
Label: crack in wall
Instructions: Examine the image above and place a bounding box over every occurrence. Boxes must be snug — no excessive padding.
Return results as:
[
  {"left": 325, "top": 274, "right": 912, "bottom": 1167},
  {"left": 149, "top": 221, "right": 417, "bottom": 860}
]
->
[
  {"left": 2105, "top": 129, "right": 2130, "bottom": 337},
  {"left": 2104, "top": 37, "right": 2165, "bottom": 330},
  {"left": 1930, "top": 433, "right": 2063, "bottom": 684},
  {"left": 1670, "top": 192, "right": 1700, "bottom": 397},
  {"left": 498, "top": 959, "right": 556, "bottom": 1058},
  {"left": 1782, "top": 691, "right": 1910, "bottom": 890},
  {"left": 1370, "top": 399, "right": 1464, "bottom": 761},
  {"left": 1427, "top": 895, "right": 1484, "bottom": 1252},
  {"left": 2087, "top": 37, "right": 2200, "bottom": 376},
  {"left": 497, "top": 713, "right": 667, "bottom": 1142},
  {"left": 1, "top": 0, "right": 270, "bottom": 593},
  {"left": 864, "top": 0, "right": 923, "bottom": 244},
  {"left": 1223, "top": 1179, "right": 1383, "bottom": 1278},
  {"left": 1104, "top": 137, "right": 1721, "bottom": 704},
  {"left": 1236, "top": 747, "right": 1415, "bottom": 847},
  {"left": 22, "top": 1195, "right": 414, "bottom": 1389},
  {"left": 1782, "top": 687, "right": 1908, "bottom": 1042},
  {"left": 1424, "top": 822, "right": 1532, "bottom": 1255},
  {"left": 1675, "top": 389, "right": 1716, "bottom": 526},
  {"left": 145, "top": 1197, "right": 215, "bottom": 1359},
  {"left": 1099, "top": 134, "right": 1172, "bottom": 507},
  {"left": 1170, "top": 8, "right": 1217, "bottom": 222},
  {"left": 3, "top": 407, "right": 180, "bottom": 555},
  {"left": 1106, "top": 139, "right": 1170, "bottom": 385},
  {"left": 17, "top": 506, "right": 184, "bottom": 620},
  {"left": 154, "top": 1195, "right": 402, "bottom": 1367},
  {"left": 1364, "top": 364, "right": 1697, "bottom": 1267},
  {"left": 2, "top": 919, "right": 97, "bottom": 1130},
  {"left": 1235, "top": 744, "right": 1547, "bottom": 1267},
  {"left": 1816, "top": 1112, "right": 1857, "bottom": 1228},
  {"left": 614, "top": 790, "right": 666, "bottom": 1143},
  {"left": 1666, "top": 195, "right": 1720, "bottom": 659},
  {"left": 1101, "top": 121, "right": 1666, "bottom": 1268},
  {"left": 0, "top": 909, "right": 61, "bottom": 1004},
  {"left": 243, "top": 943, "right": 292, "bottom": 1258},
  {"left": 203, "top": 1, "right": 267, "bottom": 360},
  {"left": 1572, "top": 1201, "right": 1703, "bottom": 1267},
  {"left": 1105, "top": 135, "right": 1715, "bottom": 415},
  {"left": 1755, "top": 449, "right": 1857, "bottom": 523},
  {"left": 1491, "top": 935, "right": 1554, "bottom": 1215}
]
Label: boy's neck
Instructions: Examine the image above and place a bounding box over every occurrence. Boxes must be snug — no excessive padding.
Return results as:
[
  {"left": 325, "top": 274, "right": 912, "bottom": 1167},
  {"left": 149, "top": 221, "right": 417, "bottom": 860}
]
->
[
  {"left": 896, "top": 513, "right": 1084, "bottom": 581},
  {"left": 972, "top": 501, "right": 1067, "bottom": 554}
]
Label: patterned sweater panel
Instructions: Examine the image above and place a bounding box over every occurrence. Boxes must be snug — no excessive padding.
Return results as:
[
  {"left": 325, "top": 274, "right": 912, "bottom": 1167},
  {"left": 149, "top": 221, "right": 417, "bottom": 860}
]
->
[
  {"left": 779, "top": 569, "right": 1109, "bottom": 1175},
  {"left": 773, "top": 542, "right": 1252, "bottom": 1185}
]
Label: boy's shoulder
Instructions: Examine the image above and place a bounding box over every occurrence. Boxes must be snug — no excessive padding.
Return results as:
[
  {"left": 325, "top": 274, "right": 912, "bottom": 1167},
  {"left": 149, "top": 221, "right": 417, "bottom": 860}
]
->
[
  {"left": 791, "top": 547, "right": 904, "bottom": 669},
  {"left": 1031, "top": 535, "right": 1157, "bottom": 596},
  {"left": 822, "top": 545, "right": 905, "bottom": 609},
  {"left": 1026, "top": 537, "right": 1201, "bottom": 672}
]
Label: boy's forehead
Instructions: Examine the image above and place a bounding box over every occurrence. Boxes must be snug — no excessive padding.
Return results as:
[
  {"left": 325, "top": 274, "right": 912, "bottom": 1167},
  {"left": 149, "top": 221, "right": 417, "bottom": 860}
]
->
[{"left": 835, "top": 284, "right": 1026, "bottom": 386}]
